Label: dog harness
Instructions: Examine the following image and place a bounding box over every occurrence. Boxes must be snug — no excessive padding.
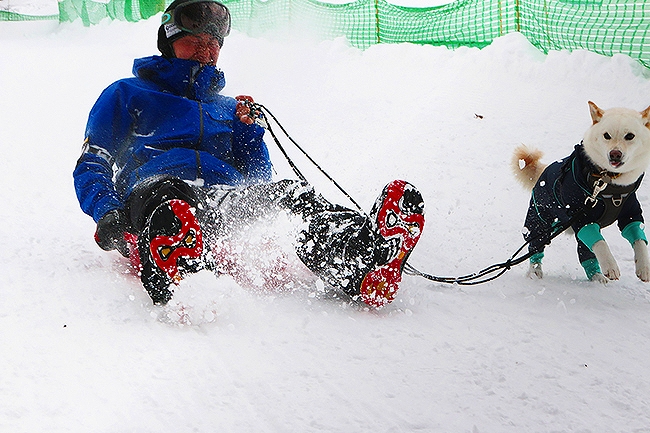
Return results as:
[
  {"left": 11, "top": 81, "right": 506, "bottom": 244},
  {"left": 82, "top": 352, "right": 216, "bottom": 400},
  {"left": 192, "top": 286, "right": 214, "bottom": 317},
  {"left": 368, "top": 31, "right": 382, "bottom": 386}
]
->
[{"left": 577, "top": 158, "right": 643, "bottom": 228}]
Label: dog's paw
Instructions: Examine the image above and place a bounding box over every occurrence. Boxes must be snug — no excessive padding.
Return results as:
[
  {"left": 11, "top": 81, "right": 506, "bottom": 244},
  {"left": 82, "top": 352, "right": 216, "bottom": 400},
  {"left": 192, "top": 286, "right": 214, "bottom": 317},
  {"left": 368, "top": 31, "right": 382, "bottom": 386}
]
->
[
  {"left": 590, "top": 272, "right": 609, "bottom": 284},
  {"left": 592, "top": 241, "right": 620, "bottom": 280},
  {"left": 526, "top": 262, "right": 543, "bottom": 279},
  {"left": 602, "top": 266, "right": 621, "bottom": 281},
  {"left": 635, "top": 266, "right": 650, "bottom": 282}
]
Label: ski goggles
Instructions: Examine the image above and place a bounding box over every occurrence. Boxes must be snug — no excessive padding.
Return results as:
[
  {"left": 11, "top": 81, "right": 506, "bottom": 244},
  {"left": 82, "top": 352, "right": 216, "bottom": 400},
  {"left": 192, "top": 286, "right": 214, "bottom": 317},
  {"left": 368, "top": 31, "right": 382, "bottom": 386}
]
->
[{"left": 162, "top": 0, "right": 231, "bottom": 45}]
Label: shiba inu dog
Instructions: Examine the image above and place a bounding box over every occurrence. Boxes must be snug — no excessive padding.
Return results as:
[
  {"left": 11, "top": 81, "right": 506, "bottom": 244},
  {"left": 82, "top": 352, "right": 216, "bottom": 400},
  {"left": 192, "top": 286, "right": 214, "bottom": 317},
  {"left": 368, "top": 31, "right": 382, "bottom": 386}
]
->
[{"left": 512, "top": 101, "right": 650, "bottom": 283}]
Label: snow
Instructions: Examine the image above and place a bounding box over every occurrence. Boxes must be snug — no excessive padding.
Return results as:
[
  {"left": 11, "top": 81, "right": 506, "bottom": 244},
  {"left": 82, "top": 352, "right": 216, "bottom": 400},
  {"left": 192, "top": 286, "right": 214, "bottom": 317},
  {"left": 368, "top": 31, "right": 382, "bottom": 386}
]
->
[
  {"left": 2, "top": 16, "right": 650, "bottom": 433},
  {"left": 0, "top": 0, "right": 58, "bottom": 15}
]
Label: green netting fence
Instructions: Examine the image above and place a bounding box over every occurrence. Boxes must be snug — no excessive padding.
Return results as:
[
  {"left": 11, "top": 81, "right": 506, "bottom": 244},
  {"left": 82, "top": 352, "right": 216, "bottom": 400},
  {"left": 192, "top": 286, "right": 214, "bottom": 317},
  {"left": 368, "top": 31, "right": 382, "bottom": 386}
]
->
[
  {"left": 0, "top": 9, "right": 58, "bottom": 21},
  {"left": 56, "top": 0, "right": 165, "bottom": 24},
  {"left": 3, "top": 0, "right": 650, "bottom": 67}
]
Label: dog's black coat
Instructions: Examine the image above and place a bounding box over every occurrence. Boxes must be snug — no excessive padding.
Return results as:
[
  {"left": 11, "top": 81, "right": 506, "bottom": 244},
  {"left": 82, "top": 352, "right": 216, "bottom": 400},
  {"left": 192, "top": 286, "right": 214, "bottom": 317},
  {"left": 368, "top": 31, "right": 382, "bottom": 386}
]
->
[{"left": 524, "top": 143, "right": 644, "bottom": 264}]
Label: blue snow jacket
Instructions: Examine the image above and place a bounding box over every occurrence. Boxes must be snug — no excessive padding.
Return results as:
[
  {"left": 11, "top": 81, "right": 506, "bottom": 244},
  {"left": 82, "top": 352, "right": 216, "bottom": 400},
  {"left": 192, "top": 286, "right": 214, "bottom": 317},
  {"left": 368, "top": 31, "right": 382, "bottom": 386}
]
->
[{"left": 74, "top": 56, "right": 272, "bottom": 222}]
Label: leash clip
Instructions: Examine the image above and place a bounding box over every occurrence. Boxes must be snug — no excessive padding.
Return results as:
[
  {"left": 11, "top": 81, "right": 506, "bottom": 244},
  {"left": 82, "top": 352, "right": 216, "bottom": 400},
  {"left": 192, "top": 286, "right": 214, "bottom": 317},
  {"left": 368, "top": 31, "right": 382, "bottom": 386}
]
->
[{"left": 585, "top": 177, "right": 608, "bottom": 208}]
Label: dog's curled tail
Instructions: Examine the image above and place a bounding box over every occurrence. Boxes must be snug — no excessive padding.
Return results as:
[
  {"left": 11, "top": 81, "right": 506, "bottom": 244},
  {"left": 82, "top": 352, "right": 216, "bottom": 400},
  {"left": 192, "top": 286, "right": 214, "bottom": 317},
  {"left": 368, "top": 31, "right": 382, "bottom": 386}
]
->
[{"left": 511, "top": 144, "right": 546, "bottom": 190}]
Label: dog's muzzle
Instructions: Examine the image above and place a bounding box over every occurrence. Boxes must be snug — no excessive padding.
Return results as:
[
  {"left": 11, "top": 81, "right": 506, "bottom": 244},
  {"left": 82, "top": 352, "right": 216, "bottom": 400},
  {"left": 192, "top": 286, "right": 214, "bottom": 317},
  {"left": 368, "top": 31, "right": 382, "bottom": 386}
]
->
[{"left": 609, "top": 149, "right": 624, "bottom": 168}]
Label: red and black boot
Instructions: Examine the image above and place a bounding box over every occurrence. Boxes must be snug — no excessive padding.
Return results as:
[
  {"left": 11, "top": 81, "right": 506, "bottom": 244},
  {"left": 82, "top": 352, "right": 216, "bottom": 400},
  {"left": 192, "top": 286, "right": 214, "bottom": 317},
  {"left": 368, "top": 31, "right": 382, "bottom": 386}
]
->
[
  {"left": 138, "top": 199, "right": 206, "bottom": 305},
  {"left": 359, "top": 180, "right": 425, "bottom": 308}
]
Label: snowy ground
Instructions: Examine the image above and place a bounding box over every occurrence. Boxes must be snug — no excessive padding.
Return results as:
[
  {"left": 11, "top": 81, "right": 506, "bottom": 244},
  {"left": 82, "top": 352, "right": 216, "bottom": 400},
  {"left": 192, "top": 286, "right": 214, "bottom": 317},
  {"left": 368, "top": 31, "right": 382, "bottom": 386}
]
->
[{"left": 2, "top": 16, "right": 650, "bottom": 433}]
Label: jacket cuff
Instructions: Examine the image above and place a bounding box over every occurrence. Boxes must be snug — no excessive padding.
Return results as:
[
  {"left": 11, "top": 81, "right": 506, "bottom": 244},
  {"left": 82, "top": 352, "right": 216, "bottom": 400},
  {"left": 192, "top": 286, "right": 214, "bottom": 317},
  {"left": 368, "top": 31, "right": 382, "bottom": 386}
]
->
[
  {"left": 621, "top": 221, "right": 647, "bottom": 246},
  {"left": 577, "top": 223, "right": 605, "bottom": 250},
  {"left": 93, "top": 199, "right": 124, "bottom": 223}
]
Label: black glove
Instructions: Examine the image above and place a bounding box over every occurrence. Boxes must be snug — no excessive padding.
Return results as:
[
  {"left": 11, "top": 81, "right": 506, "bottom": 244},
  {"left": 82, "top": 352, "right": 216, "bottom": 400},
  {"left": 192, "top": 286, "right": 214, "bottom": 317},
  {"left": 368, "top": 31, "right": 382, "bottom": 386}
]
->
[{"left": 95, "top": 209, "right": 131, "bottom": 258}]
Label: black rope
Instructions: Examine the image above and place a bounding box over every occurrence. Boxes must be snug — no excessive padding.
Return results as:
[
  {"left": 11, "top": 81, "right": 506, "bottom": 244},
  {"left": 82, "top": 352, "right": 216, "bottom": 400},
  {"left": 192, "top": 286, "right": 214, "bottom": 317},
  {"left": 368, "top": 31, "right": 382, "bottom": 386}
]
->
[
  {"left": 403, "top": 241, "right": 531, "bottom": 285},
  {"left": 403, "top": 210, "right": 586, "bottom": 285},
  {"left": 248, "top": 101, "right": 589, "bottom": 286},
  {"left": 256, "top": 104, "right": 366, "bottom": 214},
  {"left": 262, "top": 113, "right": 308, "bottom": 183}
]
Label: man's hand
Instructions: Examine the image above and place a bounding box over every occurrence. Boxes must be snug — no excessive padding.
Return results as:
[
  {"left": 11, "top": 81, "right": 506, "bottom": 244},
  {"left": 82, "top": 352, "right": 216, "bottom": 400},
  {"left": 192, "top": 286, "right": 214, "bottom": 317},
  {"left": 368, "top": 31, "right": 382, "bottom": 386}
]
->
[
  {"left": 95, "top": 209, "right": 131, "bottom": 258},
  {"left": 235, "top": 95, "right": 261, "bottom": 125}
]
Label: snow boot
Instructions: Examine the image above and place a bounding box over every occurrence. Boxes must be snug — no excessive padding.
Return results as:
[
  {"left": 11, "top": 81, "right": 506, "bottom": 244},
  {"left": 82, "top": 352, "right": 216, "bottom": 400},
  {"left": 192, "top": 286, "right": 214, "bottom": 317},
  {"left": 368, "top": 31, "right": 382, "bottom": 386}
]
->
[
  {"left": 138, "top": 199, "right": 206, "bottom": 305},
  {"left": 359, "top": 180, "right": 425, "bottom": 307}
]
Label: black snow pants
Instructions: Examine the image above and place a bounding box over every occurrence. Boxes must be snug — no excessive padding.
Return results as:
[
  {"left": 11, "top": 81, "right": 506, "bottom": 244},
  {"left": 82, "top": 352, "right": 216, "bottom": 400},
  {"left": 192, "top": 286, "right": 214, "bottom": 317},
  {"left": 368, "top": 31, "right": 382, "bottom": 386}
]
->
[{"left": 125, "top": 175, "right": 379, "bottom": 297}]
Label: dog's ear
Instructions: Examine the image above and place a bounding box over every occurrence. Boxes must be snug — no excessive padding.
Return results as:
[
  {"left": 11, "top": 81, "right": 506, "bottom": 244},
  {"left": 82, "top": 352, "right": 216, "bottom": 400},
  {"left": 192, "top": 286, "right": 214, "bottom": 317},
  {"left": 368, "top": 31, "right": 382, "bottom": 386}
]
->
[
  {"left": 588, "top": 101, "right": 604, "bottom": 125},
  {"left": 641, "top": 105, "right": 650, "bottom": 129}
]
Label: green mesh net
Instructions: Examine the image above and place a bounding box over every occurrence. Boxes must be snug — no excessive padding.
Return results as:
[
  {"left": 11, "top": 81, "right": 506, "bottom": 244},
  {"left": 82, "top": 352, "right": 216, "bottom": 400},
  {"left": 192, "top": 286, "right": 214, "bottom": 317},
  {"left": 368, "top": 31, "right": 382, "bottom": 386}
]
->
[
  {"left": 0, "top": 9, "right": 58, "bottom": 21},
  {"left": 4, "top": 0, "right": 650, "bottom": 68},
  {"left": 55, "top": 0, "right": 166, "bottom": 24}
]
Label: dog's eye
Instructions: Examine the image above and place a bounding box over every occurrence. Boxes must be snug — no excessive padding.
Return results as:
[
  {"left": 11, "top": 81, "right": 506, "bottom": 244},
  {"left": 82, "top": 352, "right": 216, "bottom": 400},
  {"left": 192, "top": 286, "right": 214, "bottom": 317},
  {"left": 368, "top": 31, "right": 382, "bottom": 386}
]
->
[
  {"left": 603, "top": 132, "right": 612, "bottom": 140},
  {"left": 625, "top": 132, "right": 635, "bottom": 140}
]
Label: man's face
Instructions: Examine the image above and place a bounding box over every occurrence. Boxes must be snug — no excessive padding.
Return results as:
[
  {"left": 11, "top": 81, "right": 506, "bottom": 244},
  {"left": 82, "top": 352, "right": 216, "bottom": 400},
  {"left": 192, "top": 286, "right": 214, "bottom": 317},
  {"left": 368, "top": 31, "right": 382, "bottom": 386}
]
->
[{"left": 172, "top": 33, "right": 221, "bottom": 66}]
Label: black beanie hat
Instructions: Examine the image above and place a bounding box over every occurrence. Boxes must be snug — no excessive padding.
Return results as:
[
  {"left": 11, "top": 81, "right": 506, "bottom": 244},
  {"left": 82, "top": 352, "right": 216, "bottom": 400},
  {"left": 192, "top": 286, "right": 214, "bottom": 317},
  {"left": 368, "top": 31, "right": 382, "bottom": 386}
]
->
[{"left": 158, "top": 0, "right": 187, "bottom": 58}]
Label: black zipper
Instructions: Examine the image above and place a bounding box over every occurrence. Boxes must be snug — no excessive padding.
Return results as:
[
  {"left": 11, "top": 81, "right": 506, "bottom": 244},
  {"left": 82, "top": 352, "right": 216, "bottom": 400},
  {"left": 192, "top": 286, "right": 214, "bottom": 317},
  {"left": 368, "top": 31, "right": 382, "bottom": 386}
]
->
[
  {"left": 187, "top": 65, "right": 205, "bottom": 182},
  {"left": 196, "top": 100, "right": 203, "bottom": 180}
]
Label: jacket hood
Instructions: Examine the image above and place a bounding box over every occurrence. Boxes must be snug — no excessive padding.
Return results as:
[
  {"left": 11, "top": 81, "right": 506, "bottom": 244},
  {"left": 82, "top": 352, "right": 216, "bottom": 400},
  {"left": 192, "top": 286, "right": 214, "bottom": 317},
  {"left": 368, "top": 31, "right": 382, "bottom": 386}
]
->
[{"left": 132, "top": 55, "right": 226, "bottom": 101}]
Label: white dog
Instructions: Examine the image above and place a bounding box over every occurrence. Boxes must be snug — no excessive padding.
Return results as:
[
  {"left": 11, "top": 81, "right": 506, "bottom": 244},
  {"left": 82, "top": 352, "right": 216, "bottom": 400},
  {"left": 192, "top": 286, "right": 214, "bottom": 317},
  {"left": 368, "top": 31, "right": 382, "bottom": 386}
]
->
[{"left": 512, "top": 101, "right": 650, "bottom": 283}]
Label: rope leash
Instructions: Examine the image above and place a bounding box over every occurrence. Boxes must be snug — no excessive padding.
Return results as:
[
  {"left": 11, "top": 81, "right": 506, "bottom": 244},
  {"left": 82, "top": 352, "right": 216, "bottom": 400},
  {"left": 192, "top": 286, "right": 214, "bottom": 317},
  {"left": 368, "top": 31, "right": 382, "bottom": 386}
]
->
[
  {"left": 403, "top": 219, "right": 575, "bottom": 285},
  {"left": 238, "top": 99, "right": 595, "bottom": 286},
  {"left": 248, "top": 101, "right": 366, "bottom": 215}
]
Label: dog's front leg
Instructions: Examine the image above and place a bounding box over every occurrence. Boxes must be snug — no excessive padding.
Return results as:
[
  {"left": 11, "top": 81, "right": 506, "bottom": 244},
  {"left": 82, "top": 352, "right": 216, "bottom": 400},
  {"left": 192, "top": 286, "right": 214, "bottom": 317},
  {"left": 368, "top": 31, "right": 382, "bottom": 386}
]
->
[
  {"left": 633, "top": 240, "right": 650, "bottom": 282},
  {"left": 592, "top": 240, "right": 620, "bottom": 281}
]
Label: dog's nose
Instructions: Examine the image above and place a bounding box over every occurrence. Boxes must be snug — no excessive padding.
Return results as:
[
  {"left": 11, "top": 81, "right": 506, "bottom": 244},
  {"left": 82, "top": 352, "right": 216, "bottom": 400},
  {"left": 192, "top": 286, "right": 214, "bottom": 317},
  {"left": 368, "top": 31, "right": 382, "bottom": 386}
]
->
[{"left": 609, "top": 149, "right": 623, "bottom": 162}]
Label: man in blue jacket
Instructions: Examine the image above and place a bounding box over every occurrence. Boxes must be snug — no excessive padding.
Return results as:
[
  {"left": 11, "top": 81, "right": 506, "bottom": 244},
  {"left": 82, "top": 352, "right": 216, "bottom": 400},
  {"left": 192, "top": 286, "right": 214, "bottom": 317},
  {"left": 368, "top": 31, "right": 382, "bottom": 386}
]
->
[{"left": 74, "top": 0, "right": 425, "bottom": 308}]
